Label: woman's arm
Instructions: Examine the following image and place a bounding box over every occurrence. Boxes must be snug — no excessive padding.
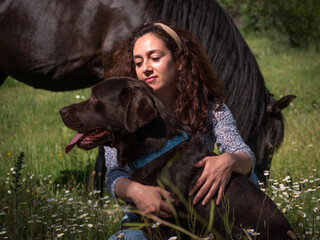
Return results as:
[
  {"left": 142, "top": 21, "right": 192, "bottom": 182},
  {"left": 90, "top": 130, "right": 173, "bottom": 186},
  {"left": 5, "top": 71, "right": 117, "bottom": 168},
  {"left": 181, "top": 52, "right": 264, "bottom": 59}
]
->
[
  {"left": 115, "top": 178, "right": 173, "bottom": 218},
  {"left": 190, "top": 103, "right": 255, "bottom": 206},
  {"left": 104, "top": 146, "right": 173, "bottom": 218},
  {"left": 104, "top": 146, "right": 132, "bottom": 198},
  {"left": 228, "top": 151, "right": 252, "bottom": 176},
  {"left": 190, "top": 152, "right": 252, "bottom": 206}
]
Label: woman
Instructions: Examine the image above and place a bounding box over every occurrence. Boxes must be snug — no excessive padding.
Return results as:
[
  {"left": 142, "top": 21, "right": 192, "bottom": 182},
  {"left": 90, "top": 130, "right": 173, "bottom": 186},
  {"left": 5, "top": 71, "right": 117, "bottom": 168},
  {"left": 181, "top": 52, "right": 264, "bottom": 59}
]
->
[{"left": 105, "top": 22, "right": 259, "bottom": 239}]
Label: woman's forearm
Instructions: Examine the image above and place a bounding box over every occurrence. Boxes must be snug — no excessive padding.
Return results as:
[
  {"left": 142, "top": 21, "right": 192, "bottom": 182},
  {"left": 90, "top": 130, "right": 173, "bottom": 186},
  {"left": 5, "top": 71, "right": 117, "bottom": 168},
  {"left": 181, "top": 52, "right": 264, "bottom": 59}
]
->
[
  {"left": 115, "top": 177, "right": 174, "bottom": 218},
  {"left": 114, "top": 177, "right": 141, "bottom": 201},
  {"left": 229, "top": 152, "right": 252, "bottom": 176}
]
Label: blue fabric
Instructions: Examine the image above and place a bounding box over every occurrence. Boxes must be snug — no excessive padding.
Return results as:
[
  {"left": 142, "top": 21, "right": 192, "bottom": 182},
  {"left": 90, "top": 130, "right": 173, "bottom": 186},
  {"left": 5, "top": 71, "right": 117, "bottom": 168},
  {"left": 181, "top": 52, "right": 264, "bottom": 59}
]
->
[
  {"left": 122, "top": 212, "right": 138, "bottom": 221},
  {"left": 129, "top": 131, "right": 189, "bottom": 170},
  {"left": 108, "top": 230, "right": 147, "bottom": 240},
  {"left": 250, "top": 171, "right": 259, "bottom": 187}
]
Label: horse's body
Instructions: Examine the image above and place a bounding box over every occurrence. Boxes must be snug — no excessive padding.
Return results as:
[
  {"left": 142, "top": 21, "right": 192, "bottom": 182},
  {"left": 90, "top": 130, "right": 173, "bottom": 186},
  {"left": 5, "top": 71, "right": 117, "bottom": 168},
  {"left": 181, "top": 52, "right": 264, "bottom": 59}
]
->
[
  {"left": 0, "top": 0, "right": 294, "bottom": 180},
  {"left": 0, "top": 0, "right": 147, "bottom": 90}
]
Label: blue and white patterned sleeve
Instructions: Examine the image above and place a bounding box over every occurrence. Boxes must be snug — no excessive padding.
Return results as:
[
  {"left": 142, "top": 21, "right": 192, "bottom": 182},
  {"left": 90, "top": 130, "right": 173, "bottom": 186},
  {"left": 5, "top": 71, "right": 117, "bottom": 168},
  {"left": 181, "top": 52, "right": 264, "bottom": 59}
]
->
[
  {"left": 104, "top": 146, "right": 133, "bottom": 198},
  {"left": 210, "top": 103, "right": 256, "bottom": 177}
]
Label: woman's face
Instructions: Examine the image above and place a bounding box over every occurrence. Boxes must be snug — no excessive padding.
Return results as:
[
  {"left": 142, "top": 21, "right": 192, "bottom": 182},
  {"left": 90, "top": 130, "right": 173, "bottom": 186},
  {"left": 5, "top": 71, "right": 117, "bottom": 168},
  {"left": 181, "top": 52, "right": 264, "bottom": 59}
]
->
[{"left": 133, "top": 33, "right": 178, "bottom": 102}]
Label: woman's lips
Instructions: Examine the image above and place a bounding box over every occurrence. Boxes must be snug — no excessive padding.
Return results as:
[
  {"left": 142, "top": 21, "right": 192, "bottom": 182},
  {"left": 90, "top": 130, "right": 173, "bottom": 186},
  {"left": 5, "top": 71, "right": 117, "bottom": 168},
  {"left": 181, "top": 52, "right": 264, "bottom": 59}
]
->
[{"left": 145, "top": 76, "right": 156, "bottom": 84}]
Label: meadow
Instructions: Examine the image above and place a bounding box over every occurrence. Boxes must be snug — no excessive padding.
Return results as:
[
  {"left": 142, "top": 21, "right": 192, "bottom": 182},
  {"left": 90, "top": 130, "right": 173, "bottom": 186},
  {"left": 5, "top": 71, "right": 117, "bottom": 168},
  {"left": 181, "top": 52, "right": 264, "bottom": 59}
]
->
[{"left": 0, "top": 33, "right": 319, "bottom": 239}]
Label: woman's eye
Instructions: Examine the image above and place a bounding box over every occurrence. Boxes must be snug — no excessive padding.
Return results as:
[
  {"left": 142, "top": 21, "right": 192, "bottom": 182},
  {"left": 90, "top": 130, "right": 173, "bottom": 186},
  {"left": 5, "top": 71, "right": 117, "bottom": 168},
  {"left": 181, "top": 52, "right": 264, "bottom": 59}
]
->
[
  {"left": 152, "top": 57, "right": 160, "bottom": 61},
  {"left": 135, "top": 62, "right": 142, "bottom": 67}
]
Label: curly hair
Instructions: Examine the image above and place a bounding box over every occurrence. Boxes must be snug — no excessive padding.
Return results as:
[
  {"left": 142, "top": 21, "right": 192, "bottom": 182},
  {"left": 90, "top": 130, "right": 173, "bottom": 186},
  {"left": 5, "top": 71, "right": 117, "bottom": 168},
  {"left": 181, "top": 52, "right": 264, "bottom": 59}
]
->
[{"left": 106, "top": 22, "right": 226, "bottom": 134}]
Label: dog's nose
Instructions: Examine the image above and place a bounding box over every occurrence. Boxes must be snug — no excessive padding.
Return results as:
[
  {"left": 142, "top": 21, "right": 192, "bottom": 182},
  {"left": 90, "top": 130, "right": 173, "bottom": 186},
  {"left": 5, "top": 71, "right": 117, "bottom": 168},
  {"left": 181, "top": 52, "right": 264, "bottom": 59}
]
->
[{"left": 59, "top": 107, "right": 69, "bottom": 117}]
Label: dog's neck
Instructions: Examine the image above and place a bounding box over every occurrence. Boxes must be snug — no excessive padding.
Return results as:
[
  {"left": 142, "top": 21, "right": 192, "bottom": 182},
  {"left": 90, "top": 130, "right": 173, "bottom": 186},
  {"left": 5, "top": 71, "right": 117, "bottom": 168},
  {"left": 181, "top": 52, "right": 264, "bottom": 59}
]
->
[
  {"left": 117, "top": 101, "right": 190, "bottom": 168},
  {"left": 129, "top": 130, "right": 189, "bottom": 171}
]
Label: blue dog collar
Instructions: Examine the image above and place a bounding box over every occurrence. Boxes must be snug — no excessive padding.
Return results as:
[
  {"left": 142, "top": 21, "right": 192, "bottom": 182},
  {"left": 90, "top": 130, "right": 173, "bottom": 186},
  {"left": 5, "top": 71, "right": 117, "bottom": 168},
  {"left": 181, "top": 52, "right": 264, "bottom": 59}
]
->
[{"left": 129, "top": 131, "right": 189, "bottom": 171}]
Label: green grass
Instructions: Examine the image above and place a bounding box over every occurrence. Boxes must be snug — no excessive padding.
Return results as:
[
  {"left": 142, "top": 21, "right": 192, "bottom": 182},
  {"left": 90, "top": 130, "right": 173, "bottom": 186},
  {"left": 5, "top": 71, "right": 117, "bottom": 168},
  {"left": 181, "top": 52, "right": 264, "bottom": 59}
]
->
[
  {"left": 0, "top": 80, "right": 97, "bottom": 180},
  {"left": 0, "top": 33, "right": 319, "bottom": 239},
  {"left": 244, "top": 33, "right": 320, "bottom": 180}
]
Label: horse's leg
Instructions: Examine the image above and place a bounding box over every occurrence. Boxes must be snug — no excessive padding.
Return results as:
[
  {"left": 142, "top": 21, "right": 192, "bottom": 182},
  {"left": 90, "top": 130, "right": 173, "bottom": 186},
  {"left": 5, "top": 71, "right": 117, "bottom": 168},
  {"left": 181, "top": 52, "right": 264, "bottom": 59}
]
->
[
  {"left": 93, "top": 146, "right": 106, "bottom": 197},
  {"left": 0, "top": 70, "right": 8, "bottom": 86}
]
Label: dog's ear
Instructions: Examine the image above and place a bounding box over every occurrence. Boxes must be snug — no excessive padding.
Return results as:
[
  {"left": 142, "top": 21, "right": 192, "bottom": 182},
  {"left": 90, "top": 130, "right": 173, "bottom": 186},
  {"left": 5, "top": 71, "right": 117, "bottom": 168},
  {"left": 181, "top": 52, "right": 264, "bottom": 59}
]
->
[{"left": 119, "top": 86, "right": 158, "bottom": 133}]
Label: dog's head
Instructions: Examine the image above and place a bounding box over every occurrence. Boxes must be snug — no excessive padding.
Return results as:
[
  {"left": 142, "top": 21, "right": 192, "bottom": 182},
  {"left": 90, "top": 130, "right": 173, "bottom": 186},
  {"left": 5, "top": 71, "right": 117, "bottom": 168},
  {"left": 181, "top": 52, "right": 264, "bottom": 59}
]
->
[{"left": 60, "top": 77, "right": 159, "bottom": 153}]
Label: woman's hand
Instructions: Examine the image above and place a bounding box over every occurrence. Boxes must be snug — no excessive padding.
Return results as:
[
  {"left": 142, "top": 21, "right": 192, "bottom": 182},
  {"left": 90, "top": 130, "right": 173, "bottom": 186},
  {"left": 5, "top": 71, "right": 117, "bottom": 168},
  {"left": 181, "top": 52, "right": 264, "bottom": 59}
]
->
[
  {"left": 116, "top": 178, "right": 174, "bottom": 218},
  {"left": 130, "top": 184, "right": 174, "bottom": 218},
  {"left": 189, "top": 152, "right": 252, "bottom": 206},
  {"left": 189, "top": 153, "right": 234, "bottom": 206}
]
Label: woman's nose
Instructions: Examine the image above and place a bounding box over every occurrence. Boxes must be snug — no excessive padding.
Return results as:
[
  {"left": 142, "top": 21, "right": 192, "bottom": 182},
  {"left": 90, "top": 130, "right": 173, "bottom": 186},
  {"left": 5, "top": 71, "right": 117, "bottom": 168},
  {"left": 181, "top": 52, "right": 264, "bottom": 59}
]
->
[{"left": 143, "top": 62, "right": 153, "bottom": 74}]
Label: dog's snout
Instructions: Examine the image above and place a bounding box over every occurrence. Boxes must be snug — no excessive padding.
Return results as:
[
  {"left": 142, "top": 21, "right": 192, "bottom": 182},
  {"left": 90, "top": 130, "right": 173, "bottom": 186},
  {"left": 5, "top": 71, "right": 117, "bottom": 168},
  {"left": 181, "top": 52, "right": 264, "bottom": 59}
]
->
[{"left": 60, "top": 107, "right": 70, "bottom": 117}]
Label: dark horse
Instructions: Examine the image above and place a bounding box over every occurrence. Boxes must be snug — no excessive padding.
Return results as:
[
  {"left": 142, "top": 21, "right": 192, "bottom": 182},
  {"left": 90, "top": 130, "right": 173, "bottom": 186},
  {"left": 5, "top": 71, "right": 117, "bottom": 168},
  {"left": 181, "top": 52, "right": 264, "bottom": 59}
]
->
[{"left": 0, "top": 0, "right": 295, "bottom": 182}]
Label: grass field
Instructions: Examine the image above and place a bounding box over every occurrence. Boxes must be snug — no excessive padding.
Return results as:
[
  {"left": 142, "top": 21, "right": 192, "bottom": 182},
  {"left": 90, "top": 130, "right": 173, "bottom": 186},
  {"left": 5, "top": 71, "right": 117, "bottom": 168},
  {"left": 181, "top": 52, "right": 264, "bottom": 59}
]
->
[{"left": 0, "top": 33, "right": 319, "bottom": 239}]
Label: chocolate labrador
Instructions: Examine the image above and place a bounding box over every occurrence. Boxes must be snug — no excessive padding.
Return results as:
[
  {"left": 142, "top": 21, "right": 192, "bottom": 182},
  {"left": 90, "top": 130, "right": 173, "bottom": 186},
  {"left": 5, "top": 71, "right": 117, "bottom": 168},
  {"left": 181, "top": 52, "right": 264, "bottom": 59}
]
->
[{"left": 60, "top": 77, "right": 297, "bottom": 239}]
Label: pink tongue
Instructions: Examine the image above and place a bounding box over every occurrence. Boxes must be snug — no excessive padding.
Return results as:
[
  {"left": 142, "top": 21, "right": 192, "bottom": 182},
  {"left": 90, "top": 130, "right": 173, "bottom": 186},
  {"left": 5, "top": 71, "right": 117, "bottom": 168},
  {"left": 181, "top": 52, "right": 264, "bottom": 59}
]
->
[{"left": 65, "top": 133, "right": 85, "bottom": 154}]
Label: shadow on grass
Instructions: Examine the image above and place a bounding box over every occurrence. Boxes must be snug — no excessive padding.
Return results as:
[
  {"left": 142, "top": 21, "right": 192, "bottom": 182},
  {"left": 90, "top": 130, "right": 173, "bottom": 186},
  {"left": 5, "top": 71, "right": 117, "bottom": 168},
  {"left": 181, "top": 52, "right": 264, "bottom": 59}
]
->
[{"left": 53, "top": 163, "right": 105, "bottom": 194}]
